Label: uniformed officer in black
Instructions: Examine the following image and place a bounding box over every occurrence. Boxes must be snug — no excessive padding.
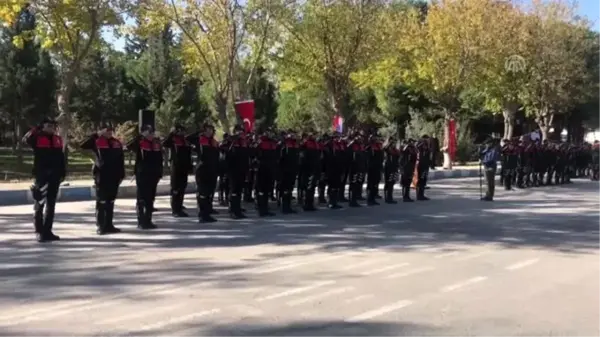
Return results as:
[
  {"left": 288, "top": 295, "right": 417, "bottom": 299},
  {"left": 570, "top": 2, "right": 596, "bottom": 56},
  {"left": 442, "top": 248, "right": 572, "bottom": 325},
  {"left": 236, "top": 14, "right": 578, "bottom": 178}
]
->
[
  {"left": 415, "top": 135, "right": 433, "bottom": 201},
  {"left": 366, "top": 133, "right": 384, "bottom": 206},
  {"left": 399, "top": 139, "right": 417, "bottom": 202},
  {"left": 23, "top": 118, "right": 66, "bottom": 242},
  {"left": 163, "top": 124, "right": 193, "bottom": 217},
  {"left": 226, "top": 125, "right": 250, "bottom": 219},
  {"left": 80, "top": 122, "right": 125, "bottom": 235},
  {"left": 278, "top": 130, "right": 300, "bottom": 213},
  {"left": 126, "top": 125, "right": 163, "bottom": 229},
  {"left": 254, "top": 128, "right": 278, "bottom": 216},
  {"left": 383, "top": 136, "right": 400, "bottom": 204},
  {"left": 324, "top": 132, "right": 344, "bottom": 209},
  {"left": 298, "top": 130, "right": 321, "bottom": 211},
  {"left": 188, "top": 123, "right": 220, "bottom": 223}
]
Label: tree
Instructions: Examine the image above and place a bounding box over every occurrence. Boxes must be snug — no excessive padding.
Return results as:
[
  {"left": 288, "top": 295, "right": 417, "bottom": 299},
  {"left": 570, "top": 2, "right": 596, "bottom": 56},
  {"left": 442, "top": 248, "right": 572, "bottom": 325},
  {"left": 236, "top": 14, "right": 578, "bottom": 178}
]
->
[
  {"left": 518, "top": 0, "right": 592, "bottom": 140},
  {"left": 250, "top": 66, "right": 278, "bottom": 130},
  {"left": 267, "top": 0, "right": 389, "bottom": 124},
  {"left": 0, "top": 0, "right": 127, "bottom": 158},
  {"left": 134, "top": 0, "right": 274, "bottom": 132}
]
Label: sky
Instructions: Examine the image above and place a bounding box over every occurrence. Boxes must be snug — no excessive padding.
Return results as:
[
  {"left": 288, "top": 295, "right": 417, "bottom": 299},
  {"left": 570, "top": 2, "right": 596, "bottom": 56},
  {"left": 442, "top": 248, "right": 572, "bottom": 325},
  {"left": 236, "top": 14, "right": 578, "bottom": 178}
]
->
[{"left": 102, "top": 0, "right": 600, "bottom": 51}]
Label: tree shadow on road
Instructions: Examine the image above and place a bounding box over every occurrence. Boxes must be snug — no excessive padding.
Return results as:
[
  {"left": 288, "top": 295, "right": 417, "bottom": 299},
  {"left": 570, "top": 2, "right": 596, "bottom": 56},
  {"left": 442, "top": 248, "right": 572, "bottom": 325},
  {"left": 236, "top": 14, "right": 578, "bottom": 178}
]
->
[{"left": 0, "top": 178, "right": 597, "bottom": 305}]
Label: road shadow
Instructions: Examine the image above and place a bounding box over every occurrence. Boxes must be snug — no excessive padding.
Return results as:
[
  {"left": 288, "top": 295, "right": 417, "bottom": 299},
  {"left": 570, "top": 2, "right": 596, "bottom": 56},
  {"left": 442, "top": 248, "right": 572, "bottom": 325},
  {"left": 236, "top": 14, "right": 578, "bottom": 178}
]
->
[{"left": 0, "top": 178, "right": 597, "bottom": 304}]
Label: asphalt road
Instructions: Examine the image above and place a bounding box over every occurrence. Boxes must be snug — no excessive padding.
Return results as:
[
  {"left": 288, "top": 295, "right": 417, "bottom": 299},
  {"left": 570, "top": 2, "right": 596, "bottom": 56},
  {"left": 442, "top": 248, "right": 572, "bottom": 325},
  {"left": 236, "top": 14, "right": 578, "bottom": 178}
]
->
[{"left": 0, "top": 178, "right": 598, "bottom": 336}]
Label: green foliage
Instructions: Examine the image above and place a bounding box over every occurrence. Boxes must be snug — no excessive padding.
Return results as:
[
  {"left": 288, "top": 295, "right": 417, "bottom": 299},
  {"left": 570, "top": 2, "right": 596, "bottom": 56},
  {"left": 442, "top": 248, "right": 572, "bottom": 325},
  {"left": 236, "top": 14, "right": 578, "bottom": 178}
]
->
[
  {"left": 250, "top": 67, "right": 278, "bottom": 131},
  {"left": 455, "top": 124, "right": 477, "bottom": 164}
]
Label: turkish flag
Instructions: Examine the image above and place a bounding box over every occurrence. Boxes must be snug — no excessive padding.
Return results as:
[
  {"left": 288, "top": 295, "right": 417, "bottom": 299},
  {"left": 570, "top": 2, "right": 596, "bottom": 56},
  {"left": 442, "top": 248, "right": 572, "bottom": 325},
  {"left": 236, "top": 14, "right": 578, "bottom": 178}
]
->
[
  {"left": 235, "top": 100, "right": 255, "bottom": 133},
  {"left": 448, "top": 118, "right": 457, "bottom": 162}
]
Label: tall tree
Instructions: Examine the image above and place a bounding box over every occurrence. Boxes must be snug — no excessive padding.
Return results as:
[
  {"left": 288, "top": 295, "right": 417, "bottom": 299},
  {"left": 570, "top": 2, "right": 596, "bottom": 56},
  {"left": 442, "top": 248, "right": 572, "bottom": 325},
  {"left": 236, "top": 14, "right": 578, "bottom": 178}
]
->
[
  {"left": 134, "top": 0, "right": 274, "bottom": 132},
  {"left": 518, "top": 0, "right": 592, "bottom": 140},
  {"left": 267, "top": 0, "right": 388, "bottom": 124},
  {"left": 250, "top": 66, "right": 278, "bottom": 130},
  {"left": 0, "top": 0, "right": 127, "bottom": 159}
]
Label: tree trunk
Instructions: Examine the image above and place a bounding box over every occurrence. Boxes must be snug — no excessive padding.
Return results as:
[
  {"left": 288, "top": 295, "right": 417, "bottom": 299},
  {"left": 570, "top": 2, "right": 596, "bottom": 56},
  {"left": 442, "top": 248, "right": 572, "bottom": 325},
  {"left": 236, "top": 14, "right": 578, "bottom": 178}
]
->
[
  {"left": 215, "top": 92, "right": 231, "bottom": 134},
  {"left": 535, "top": 108, "right": 553, "bottom": 141},
  {"left": 13, "top": 121, "right": 23, "bottom": 168},
  {"left": 442, "top": 110, "right": 453, "bottom": 170},
  {"left": 56, "top": 72, "right": 77, "bottom": 165},
  {"left": 502, "top": 102, "right": 518, "bottom": 140}
]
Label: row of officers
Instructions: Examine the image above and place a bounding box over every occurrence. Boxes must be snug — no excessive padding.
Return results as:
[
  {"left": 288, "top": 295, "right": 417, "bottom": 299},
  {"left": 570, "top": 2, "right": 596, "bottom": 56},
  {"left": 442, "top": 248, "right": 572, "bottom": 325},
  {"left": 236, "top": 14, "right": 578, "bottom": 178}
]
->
[{"left": 23, "top": 118, "right": 435, "bottom": 242}]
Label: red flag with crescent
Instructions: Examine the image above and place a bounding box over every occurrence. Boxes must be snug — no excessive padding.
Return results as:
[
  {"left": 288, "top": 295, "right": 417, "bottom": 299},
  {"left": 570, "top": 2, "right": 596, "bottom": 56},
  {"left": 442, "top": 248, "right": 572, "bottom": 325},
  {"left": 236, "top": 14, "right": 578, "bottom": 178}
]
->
[{"left": 235, "top": 100, "right": 255, "bottom": 133}]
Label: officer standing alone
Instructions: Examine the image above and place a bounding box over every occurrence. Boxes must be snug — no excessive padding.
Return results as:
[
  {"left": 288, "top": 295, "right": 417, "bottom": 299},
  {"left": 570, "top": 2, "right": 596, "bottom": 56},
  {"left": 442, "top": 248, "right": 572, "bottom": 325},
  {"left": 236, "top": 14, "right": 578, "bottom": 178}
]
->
[
  {"left": 162, "top": 124, "right": 192, "bottom": 217},
  {"left": 480, "top": 138, "right": 501, "bottom": 201},
  {"left": 126, "top": 125, "right": 163, "bottom": 229},
  {"left": 80, "top": 122, "right": 125, "bottom": 235},
  {"left": 23, "top": 118, "right": 66, "bottom": 242}
]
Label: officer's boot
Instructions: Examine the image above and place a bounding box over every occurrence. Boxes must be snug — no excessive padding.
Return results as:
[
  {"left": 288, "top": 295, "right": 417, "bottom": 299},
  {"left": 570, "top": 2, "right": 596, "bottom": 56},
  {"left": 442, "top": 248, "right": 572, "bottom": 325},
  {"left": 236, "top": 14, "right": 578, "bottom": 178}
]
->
[
  {"left": 328, "top": 188, "right": 342, "bottom": 209},
  {"left": 257, "top": 193, "right": 268, "bottom": 217},
  {"left": 282, "top": 191, "right": 297, "bottom": 214},
  {"left": 417, "top": 186, "right": 429, "bottom": 201},
  {"left": 200, "top": 194, "right": 218, "bottom": 223},
  {"left": 34, "top": 202, "right": 47, "bottom": 242},
  {"left": 385, "top": 184, "right": 397, "bottom": 204},
  {"left": 348, "top": 183, "right": 361, "bottom": 208},
  {"left": 105, "top": 201, "right": 121, "bottom": 233},
  {"left": 146, "top": 202, "right": 158, "bottom": 229},
  {"left": 208, "top": 194, "right": 218, "bottom": 215},
  {"left": 357, "top": 184, "right": 365, "bottom": 201},
  {"left": 229, "top": 193, "right": 247, "bottom": 219},
  {"left": 367, "top": 185, "right": 379, "bottom": 206},
  {"left": 318, "top": 183, "right": 327, "bottom": 204},
  {"left": 136, "top": 200, "right": 147, "bottom": 229},
  {"left": 303, "top": 189, "right": 317, "bottom": 211},
  {"left": 96, "top": 201, "right": 108, "bottom": 235},
  {"left": 43, "top": 203, "right": 60, "bottom": 241},
  {"left": 403, "top": 186, "right": 414, "bottom": 202},
  {"left": 276, "top": 188, "right": 281, "bottom": 207}
]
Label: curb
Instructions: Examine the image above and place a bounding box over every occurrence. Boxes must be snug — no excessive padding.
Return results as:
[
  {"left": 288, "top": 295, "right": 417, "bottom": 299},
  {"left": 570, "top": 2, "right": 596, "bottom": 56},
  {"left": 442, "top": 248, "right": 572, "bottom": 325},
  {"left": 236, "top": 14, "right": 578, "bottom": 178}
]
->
[{"left": 0, "top": 168, "right": 490, "bottom": 206}]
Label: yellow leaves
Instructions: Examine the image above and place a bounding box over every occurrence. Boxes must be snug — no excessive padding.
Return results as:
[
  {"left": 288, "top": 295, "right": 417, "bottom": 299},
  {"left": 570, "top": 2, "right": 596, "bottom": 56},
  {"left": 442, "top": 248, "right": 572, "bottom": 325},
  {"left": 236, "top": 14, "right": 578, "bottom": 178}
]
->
[{"left": 12, "top": 35, "right": 24, "bottom": 48}]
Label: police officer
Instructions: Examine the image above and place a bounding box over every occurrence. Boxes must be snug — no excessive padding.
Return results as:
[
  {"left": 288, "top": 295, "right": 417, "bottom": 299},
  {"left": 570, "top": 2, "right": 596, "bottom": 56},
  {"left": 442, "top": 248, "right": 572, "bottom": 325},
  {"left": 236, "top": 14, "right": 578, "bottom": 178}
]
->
[
  {"left": 126, "top": 125, "right": 163, "bottom": 229},
  {"left": 383, "top": 136, "right": 400, "bottom": 204},
  {"left": 415, "top": 135, "right": 433, "bottom": 201},
  {"left": 399, "top": 139, "right": 417, "bottom": 202},
  {"left": 188, "top": 123, "right": 220, "bottom": 223},
  {"left": 80, "top": 122, "right": 125, "bottom": 235},
  {"left": 278, "top": 130, "right": 300, "bottom": 214},
  {"left": 348, "top": 133, "right": 367, "bottom": 207},
  {"left": 324, "top": 132, "right": 344, "bottom": 209},
  {"left": 23, "top": 118, "right": 66, "bottom": 242},
  {"left": 217, "top": 133, "right": 231, "bottom": 206},
  {"left": 254, "top": 128, "right": 278, "bottom": 216},
  {"left": 317, "top": 133, "right": 330, "bottom": 205},
  {"left": 226, "top": 125, "right": 250, "bottom": 219},
  {"left": 163, "top": 124, "right": 193, "bottom": 217},
  {"left": 500, "top": 139, "right": 518, "bottom": 190},
  {"left": 366, "top": 133, "right": 384, "bottom": 206},
  {"left": 299, "top": 130, "right": 321, "bottom": 211}
]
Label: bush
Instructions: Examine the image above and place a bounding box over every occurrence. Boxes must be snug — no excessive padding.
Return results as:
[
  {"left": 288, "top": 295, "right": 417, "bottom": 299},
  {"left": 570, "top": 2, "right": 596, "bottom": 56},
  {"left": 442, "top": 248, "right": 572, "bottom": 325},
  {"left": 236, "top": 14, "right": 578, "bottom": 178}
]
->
[{"left": 455, "top": 126, "right": 478, "bottom": 164}]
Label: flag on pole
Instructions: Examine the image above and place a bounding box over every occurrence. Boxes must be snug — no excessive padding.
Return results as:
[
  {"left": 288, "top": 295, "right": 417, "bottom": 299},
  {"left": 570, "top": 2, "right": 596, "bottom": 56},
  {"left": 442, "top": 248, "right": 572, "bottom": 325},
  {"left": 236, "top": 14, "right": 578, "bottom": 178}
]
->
[
  {"left": 332, "top": 115, "right": 344, "bottom": 133},
  {"left": 234, "top": 100, "right": 255, "bottom": 133}
]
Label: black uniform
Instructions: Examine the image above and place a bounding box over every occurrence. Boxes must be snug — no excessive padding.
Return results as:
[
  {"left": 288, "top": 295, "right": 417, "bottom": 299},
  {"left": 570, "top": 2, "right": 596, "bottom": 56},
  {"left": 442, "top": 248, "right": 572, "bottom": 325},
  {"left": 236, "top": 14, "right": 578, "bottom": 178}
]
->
[
  {"left": 383, "top": 140, "right": 400, "bottom": 204},
  {"left": 366, "top": 138, "right": 384, "bottom": 205},
  {"left": 500, "top": 142, "right": 518, "bottom": 190},
  {"left": 348, "top": 138, "right": 367, "bottom": 207},
  {"left": 591, "top": 142, "right": 599, "bottom": 181},
  {"left": 298, "top": 136, "right": 321, "bottom": 211},
  {"left": 317, "top": 136, "right": 329, "bottom": 204},
  {"left": 225, "top": 131, "right": 250, "bottom": 218},
  {"left": 254, "top": 134, "right": 278, "bottom": 216},
  {"left": 217, "top": 133, "right": 230, "bottom": 206},
  {"left": 244, "top": 133, "right": 258, "bottom": 203},
  {"left": 415, "top": 138, "right": 432, "bottom": 200},
  {"left": 23, "top": 123, "right": 66, "bottom": 242},
  {"left": 278, "top": 136, "right": 300, "bottom": 213},
  {"left": 126, "top": 134, "right": 163, "bottom": 229},
  {"left": 80, "top": 132, "right": 125, "bottom": 234},
  {"left": 324, "top": 137, "right": 345, "bottom": 209},
  {"left": 399, "top": 141, "right": 417, "bottom": 202},
  {"left": 163, "top": 130, "right": 193, "bottom": 217},
  {"left": 189, "top": 132, "right": 220, "bottom": 222}
]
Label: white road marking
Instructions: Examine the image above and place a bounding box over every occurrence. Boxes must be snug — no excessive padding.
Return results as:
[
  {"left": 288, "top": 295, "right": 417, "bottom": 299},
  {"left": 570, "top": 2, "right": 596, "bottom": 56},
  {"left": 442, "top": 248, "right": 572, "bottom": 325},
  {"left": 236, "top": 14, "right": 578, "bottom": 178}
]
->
[
  {"left": 287, "top": 286, "right": 354, "bottom": 307},
  {"left": 505, "top": 258, "right": 540, "bottom": 271},
  {"left": 440, "top": 276, "right": 488, "bottom": 293},
  {"left": 97, "top": 304, "right": 183, "bottom": 325},
  {"left": 455, "top": 251, "right": 491, "bottom": 261},
  {"left": 230, "top": 304, "right": 264, "bottom": 316},
  {"left": 256, "top": 281, "right": 335, "bottom": 302},
  {"left": 385, "top": 267, "right": 434, "bottom": 280},
  {"left": 340, "top": 258, "right": 389, "bottom": 271},
  {"left": 344, "top": 294, "right": 374, "bottom": 304},
  {"left": 434, "top": 251, "right": 459, "bottom": 259},
  {"left": 253, "top": 254, "right": 350, "bottom": 274},
  {"left": 345, "top": 300, "right": 413, "bottom": 322},
  {"left": 361, "top": 263, "right": 409, "bottom": 276},
  {"left": 0, "top": 281, "right": 215, "bottom": 325},
  {"left": 127, "top": 308, "right": 221, "bottom": 334}
]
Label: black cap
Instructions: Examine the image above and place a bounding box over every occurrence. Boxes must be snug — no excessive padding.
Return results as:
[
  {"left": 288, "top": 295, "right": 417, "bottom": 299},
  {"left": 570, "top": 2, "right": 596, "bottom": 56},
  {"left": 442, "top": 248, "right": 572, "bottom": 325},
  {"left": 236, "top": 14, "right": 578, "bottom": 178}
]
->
[
  {"left": 100, "top": 121, "right": 113, "bottom": 130},
  {"left": 174, "top": 123, "right": 185, "bottom": 132},
  {"left": 41, "top": 117, "right": 57, "bottom": 126},
  {"left": 202, "top": 123, "right": 214, "bottom": 131}
]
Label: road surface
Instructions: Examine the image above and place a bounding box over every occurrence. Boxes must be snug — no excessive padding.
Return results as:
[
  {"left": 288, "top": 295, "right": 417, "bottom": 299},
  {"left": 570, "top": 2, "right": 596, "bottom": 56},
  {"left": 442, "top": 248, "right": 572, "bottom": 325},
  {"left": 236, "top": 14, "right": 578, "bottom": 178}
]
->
[{"left": 0, "top": 178, "right": 598, "bottom": 336}]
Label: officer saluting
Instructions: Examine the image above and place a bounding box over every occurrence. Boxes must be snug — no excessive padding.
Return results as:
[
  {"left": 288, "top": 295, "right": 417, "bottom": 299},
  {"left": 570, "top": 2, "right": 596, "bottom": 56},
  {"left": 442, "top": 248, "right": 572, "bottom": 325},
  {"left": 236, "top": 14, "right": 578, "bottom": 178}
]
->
[
  {"left": 162, "top": 124, "right": 192, "bottom": 217},
  {"left": 23, "top": 117, "right": 66, "bottom": 242},
  {"left": 226, "top": 125, "right": 250, "bottom": 219},
  {"left": 126, "top": 125, "right": 163, "bottom": 229},
  {"left": 80, "top": 122, "right": 125, "bottom": 235},
  {"left": 188, "top": 123, "right": 220, "bottom": 223}
]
